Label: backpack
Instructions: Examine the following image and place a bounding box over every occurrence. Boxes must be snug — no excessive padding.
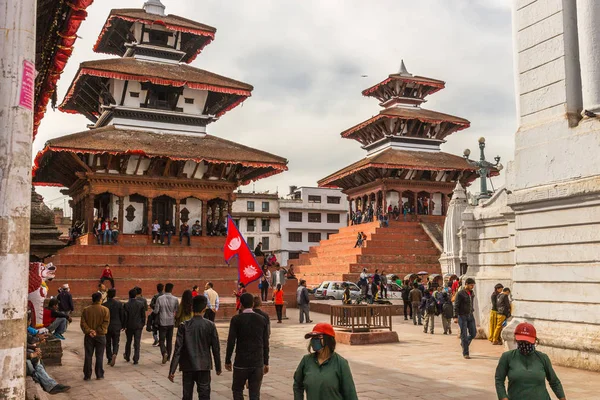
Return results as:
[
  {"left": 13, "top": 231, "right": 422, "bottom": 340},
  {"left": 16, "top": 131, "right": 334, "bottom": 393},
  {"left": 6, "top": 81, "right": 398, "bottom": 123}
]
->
[
  {"left": 442, "top": 302, "right": 453, "bottom": 319},
  {"left": 426, "top": 297, "right": 437, "bottom": 314}
]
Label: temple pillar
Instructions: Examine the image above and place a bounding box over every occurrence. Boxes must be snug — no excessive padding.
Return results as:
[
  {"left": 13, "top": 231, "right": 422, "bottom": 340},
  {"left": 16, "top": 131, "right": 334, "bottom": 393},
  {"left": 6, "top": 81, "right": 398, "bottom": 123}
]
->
[
  {"left": 85, "top": 195, "right": 94, "bottom": 235},
  {"left": 227, "top": 194, "right": 233, "bottom": 216},
  {"left": 175, "top": 198, "right": 180, "bottom": 235},
  {"left": 577, "top": 0, "right": 600, "bottom": 114},
  {"left": 147, "top": 197, "right": 154, "bottom": 235},
  {"left": 118, "top": 196, "right": 124, "bottom": 232},
  {"left": 413, "top": 192, "right": 418, "bottom": 217},
  {"left": 382, "top": 190, "right": 387, "bottom": 212},
  {"left": 201, "top": 200, "right": 208, "bottom": 237}
]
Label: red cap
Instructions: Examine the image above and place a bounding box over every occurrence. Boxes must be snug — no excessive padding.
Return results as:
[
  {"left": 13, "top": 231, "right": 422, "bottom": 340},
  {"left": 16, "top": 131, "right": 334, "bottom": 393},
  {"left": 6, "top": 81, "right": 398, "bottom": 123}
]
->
[
  {"left": 304, "top": 322, "right": 336, "bottom": 339},
  {"left": 514, "top": 322, "right": 536, "bottom": 344}
]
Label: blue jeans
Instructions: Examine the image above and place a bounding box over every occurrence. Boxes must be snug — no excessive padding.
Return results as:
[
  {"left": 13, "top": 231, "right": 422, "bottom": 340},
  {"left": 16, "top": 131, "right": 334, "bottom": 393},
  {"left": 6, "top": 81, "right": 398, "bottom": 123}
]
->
[
  {"left": 48, "top": 317, "right": 67, "bottom": 335},
  {"left": 458, "top": 314, "right": 477, "bottom": 356},
  {"left": 26, "top": 360, "right": 57, "bottom": 392},
  {"left": 162, "top": 231, "right": 172, "bottom": 245},
  {"left": 103, "top": 229, "right": 111, "bottom": 244}
]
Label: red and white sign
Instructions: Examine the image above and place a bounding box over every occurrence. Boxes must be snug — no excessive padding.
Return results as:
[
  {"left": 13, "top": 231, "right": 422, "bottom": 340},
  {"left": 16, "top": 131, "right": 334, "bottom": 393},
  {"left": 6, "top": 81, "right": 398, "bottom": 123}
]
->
[
  {"left": 224, "top": 216, "right": 262, "bottom": 286},
  {"left": 19, "top": 59, "right": 35, "bottom": 111}
]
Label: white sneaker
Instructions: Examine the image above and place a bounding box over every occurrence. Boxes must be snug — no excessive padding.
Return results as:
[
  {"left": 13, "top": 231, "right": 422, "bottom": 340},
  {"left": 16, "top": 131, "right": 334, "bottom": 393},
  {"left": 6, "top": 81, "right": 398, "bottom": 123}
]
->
[{"left": 153, "top": 240, "right": 155, "bottom": 244}]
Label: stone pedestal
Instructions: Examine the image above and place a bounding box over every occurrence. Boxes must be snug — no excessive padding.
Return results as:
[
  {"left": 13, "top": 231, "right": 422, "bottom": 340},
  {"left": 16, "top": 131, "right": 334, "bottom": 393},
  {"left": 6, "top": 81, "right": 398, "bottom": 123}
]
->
[
  {"left": 335, "top": 330, "right": 399, "bottom": 345},
  {"left": 39, "top": 339, "right": 63, "bottom": 366}
]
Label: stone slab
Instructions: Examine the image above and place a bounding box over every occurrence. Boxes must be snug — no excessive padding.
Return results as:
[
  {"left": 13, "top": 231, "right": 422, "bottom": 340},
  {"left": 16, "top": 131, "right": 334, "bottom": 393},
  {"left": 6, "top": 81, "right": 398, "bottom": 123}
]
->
[{"left": 335, "top": 330, "right": 399, "bottom": 345}]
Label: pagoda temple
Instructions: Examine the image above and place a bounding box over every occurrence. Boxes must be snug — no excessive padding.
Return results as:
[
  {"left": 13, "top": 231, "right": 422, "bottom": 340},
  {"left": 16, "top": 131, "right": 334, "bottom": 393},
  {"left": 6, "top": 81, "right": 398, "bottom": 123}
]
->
[
  {"left": 319, "top": 61, "right": 480, "bottom": 217},
  {"left": 33, "top": 0, "right": 288, "bottom": 237}
]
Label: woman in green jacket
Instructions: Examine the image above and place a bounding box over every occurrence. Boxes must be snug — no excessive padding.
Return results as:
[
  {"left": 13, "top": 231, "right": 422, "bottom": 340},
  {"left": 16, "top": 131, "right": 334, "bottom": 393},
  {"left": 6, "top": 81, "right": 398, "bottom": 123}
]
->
[
  {"left": 495, "top": 322, "right": 566, "bottom": 400},
  {"left": 293, "top": 323, "right": 358, "bottom": 400}
]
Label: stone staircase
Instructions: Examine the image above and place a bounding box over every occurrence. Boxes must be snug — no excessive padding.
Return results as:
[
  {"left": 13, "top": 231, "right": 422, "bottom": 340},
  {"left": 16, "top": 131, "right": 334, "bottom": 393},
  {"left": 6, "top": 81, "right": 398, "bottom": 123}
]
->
[
  {"left": 45, "top": 234, "right": 295, "bottom": 317},
  {"left": 296, "top": 221, "right": 442, "bottom": 288}
]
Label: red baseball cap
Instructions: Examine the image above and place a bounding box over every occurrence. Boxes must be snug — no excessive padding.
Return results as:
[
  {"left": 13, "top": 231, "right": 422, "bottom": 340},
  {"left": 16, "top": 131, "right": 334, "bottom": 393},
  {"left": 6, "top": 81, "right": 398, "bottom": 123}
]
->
[
  {"left": 514, "top": 322, "right": 536, "bottom": 344},
  {"left": 304, "top": 322, "right": 336, "bottom": 339}
]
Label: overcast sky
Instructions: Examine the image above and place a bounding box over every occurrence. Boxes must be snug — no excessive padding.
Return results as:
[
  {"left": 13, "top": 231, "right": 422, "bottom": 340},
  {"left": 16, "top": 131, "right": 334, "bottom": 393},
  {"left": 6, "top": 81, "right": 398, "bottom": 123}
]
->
[{"left": 35, "top": 0, "right": 516, "bottom": 209}]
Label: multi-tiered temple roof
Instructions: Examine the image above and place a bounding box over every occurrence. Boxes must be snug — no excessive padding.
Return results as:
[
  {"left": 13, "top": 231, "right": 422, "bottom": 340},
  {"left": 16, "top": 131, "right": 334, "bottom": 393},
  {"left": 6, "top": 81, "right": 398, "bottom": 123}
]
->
[
  {"left": 319, "top": 61, "right": 484, "bottom": 217},
  {"left": 33, "top": 0, "right": 287, "bottom": 235}
]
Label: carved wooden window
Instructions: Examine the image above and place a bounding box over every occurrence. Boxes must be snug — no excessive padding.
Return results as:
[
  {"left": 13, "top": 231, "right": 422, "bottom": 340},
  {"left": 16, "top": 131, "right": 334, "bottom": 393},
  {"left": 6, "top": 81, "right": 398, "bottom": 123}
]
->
[
  {"left": 180, "top": 207, "right": 189, "bottom": 223},
  {"left": 125, "top": 205, "right": 136, "bottom": 222}
]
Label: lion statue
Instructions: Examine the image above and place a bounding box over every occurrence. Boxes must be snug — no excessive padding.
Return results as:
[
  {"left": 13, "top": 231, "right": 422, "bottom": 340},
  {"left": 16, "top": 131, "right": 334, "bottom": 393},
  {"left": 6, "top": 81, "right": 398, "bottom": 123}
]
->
[{"left": 28, "top": 262, "right": 57, "bottom": 328}]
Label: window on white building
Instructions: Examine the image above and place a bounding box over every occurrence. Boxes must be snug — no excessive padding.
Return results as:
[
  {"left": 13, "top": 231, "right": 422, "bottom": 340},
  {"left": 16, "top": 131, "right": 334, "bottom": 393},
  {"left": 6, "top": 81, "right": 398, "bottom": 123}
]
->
[
  {"left": 262, "top": 219, "right": 270, "bottom": 232},
  {"left": 233, "top": 219, "right": 240, "bottom": 227},
  {"left": 262, "top": 237, "right": 269, "bottom": 251},
  {"left": 308, "top": 213, "right": 321, "bottom": 223},
  {"left": 289, "top": 232, "right": 302, "bottom": 242},
  {"left": 247, "top": 237, "right": 255, "bottom": 249},
  {"left": 247, "top": 201, "right": 255, "bottom": 211},
  {"left": 262, "top": 202, "right": 269, "bottom": 212},
  {"left": 308, "top": 232, "right": 321, "bottom": 242},
  {"left": 327, "top": 196, "right": 341, "bottom": 204},
  {"left": 327, "top": 213, "right": 340, "bottom": 223},
  {"left": 289, "top": 212, "right": 302, "bottom": 222},
  {"left": 308, "top": 195, "right": 321, "bottom": 203},
  {"left": 289, "top": 252, "right": 300, "bottom": 260},
  {"left": 247, "top": 219, "right": 255, "bottom": 232}
]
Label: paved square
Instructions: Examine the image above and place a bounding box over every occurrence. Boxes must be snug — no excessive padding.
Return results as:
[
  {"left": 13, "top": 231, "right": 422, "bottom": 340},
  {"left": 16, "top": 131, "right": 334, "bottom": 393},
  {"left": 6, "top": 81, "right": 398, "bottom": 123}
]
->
[{"left": 46, "top": 309, "right": 597, "bottom": 399}]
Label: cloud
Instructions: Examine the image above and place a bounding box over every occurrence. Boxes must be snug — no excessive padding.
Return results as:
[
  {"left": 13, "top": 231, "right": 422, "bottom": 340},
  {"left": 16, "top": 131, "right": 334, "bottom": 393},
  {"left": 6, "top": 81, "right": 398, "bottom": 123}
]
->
[{"left": 35, "top": 0, "right": 516, "bottom": 203}]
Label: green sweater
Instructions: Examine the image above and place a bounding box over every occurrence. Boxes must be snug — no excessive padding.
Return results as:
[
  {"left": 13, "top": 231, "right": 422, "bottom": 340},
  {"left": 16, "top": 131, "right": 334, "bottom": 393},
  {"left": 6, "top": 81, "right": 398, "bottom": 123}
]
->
[
  {"left": 293, "top": 353, "right": 358, "bottom": 400},
  {"left": 495, "top": 349, "right": 565, "bottom": 400}
]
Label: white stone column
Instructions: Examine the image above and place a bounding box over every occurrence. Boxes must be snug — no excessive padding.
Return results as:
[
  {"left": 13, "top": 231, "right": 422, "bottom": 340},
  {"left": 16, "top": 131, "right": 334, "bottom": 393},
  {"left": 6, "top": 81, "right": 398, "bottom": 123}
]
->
[
  {"left": 0, "top": 0, "right": 36, "bottom": 397},
  {"left": 577, "top": 0, "right": 600, "bottom": 114}
]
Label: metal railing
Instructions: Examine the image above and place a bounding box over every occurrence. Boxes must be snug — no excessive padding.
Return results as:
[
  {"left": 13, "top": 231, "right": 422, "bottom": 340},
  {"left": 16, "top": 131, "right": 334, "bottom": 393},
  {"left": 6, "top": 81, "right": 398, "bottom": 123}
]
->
[{"left": 330, "top": 305, "right": 393, "bottom": 333}]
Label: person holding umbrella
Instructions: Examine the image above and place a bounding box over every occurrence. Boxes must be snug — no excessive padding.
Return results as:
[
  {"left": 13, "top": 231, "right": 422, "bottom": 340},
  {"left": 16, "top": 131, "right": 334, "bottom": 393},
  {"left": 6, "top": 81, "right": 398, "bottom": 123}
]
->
[{"left": 293, "top": 323, "right": 358, "bottom": 400}]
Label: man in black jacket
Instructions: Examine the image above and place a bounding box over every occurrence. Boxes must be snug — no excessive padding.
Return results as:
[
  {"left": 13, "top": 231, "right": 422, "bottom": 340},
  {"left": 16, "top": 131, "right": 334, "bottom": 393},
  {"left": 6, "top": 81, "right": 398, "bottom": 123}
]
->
[
  {"left": 252, "top": 296, "right": 271, "bottom": 337},
  {"left": 123, "top": 288, "right": 146, "bottom": 364},
  {"left": 453, "top": 277, "right": 477, "bottom": 359},
  {"left": 103, "top": 288, "right": 126, "bottom": 366},
  {"left": 161, "top": 220, "right": 175, "bottom": 245},
  {"left": 225, "top": 293, "right": 269, "bottom": 400},
  {"left": 168, "top": 296, "right": 221, "bottom": 400}
]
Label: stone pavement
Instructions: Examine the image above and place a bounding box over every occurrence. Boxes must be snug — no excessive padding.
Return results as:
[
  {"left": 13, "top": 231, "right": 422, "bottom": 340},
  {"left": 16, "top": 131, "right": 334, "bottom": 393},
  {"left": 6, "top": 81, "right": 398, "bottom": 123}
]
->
[{"left": 45, "top": 309, "right": 597, "bottom": 399}]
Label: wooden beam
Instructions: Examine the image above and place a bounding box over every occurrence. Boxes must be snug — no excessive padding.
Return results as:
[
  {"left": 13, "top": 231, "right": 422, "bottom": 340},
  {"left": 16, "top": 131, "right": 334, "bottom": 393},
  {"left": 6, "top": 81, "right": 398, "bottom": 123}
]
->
[
  {"left": 133, "top": 156, "right": 143, "bottom": 175},
  {"left": 219, "top": 164, "right": 228, "bottom": 180},
  {"left": 162, "top": 159, "right": 172, "bottom": 177},
  {"left": 70, "top": 153, "right": 92, "bottom": 173},
  {"left": 119, "top": 155, "right": 131, "bottom": 175},
  {"left": 191, "top": 162, "right": 200, "bottom": 179}
]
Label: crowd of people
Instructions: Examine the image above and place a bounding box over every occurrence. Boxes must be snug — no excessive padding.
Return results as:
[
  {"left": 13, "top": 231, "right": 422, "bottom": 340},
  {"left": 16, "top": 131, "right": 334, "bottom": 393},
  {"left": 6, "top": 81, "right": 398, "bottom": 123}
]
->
[
  {"left": 29, "top": 270, "right": 569, "bottom": 400},
  {"left": 350, "top": 197, "right": 435, "bottom": 226}
]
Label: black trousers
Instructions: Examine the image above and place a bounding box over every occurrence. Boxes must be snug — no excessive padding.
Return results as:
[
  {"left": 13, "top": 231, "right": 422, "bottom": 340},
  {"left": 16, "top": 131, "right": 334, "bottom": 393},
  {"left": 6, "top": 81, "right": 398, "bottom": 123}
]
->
[
  {"left": 380, "top": 285, "right": 388, "bottom": 298},
  {"left": 204, "top": 309, "right": 216, "bottom": 322},
  {"left": 232, "top": 366, "right": 264, "bottom": 400},
  {"left": 403, "top": 300, "right": 413, "bottom": 318},
  {"left": 159, "top": 325, "right": 174, "bottom": 359},
  {"left": 100, "top": 277, "right": 115, "bottom": 288},
  {"left": 179, "top": 231, "right": 191, "bottom": 245},
  {"left": 260, "top": 282, "right": 269, "bottom": 301},
  {"left": 83, "top": 335, "right": 105, "bottom": 379},
  {"left": 124, "top": 328, "right": 142, "bottom": 363},
  {"left": 183, "top": 370, "right": 211, "bottom": 400},
  {"left": 105, "top": 329, "right": 121, "bottom": 361},
  {"left": 275, "top": 305, "right": 283, "bottom": 322}
]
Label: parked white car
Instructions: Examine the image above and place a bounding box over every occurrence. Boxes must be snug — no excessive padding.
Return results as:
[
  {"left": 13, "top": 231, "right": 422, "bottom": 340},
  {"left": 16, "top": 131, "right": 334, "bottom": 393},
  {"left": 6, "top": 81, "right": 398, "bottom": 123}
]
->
[{"left": 314, "top": 281, "right": 361, "bottom": 300}]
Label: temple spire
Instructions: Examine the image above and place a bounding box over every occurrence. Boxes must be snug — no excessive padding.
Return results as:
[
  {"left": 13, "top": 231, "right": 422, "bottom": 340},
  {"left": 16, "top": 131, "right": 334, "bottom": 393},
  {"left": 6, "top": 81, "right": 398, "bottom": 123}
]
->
[
  {"left": 398, "top": 59, "right": 412, "bottom": 76},
  {"left": 144, "top": 0, "right": 166, "bottom": 16}
]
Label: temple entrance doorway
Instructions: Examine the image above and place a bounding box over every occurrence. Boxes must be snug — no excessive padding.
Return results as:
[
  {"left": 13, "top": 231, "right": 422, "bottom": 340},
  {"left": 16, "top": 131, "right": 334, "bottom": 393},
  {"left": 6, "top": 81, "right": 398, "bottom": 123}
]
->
[{"left": 153, "top": 195, "right": 175, "bottom": 226}]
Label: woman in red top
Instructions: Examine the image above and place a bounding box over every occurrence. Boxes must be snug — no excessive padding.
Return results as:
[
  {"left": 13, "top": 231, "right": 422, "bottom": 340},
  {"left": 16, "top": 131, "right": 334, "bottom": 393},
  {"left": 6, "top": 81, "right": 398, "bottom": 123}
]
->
[
  {"left": 272, "top": 283, "right": 284, "bottom": 323},
  {"left": 233, "top": 282, "right": 246, "bottom": 311}
]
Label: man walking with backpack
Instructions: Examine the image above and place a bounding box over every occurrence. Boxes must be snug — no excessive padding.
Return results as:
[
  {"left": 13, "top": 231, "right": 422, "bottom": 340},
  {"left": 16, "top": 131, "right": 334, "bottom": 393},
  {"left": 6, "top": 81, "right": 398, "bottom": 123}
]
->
[
  {"left": 441, "top": 292, "right": 453, "bottom": 335},
  {"left": 422, "top": 290, "right": 437, "bottom": 334},
  {"left": 454, "top": 277, "right": 477, "bottom": 359},
  {"left": 297, "top": 280, "right": 312, "bottom": 324}
]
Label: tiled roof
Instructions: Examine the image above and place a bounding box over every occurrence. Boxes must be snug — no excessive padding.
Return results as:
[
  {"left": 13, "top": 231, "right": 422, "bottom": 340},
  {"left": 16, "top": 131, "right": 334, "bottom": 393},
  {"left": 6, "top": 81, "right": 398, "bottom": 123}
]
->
[{"left": 318, "top": 148, "right": 477, "bottom": 187}]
